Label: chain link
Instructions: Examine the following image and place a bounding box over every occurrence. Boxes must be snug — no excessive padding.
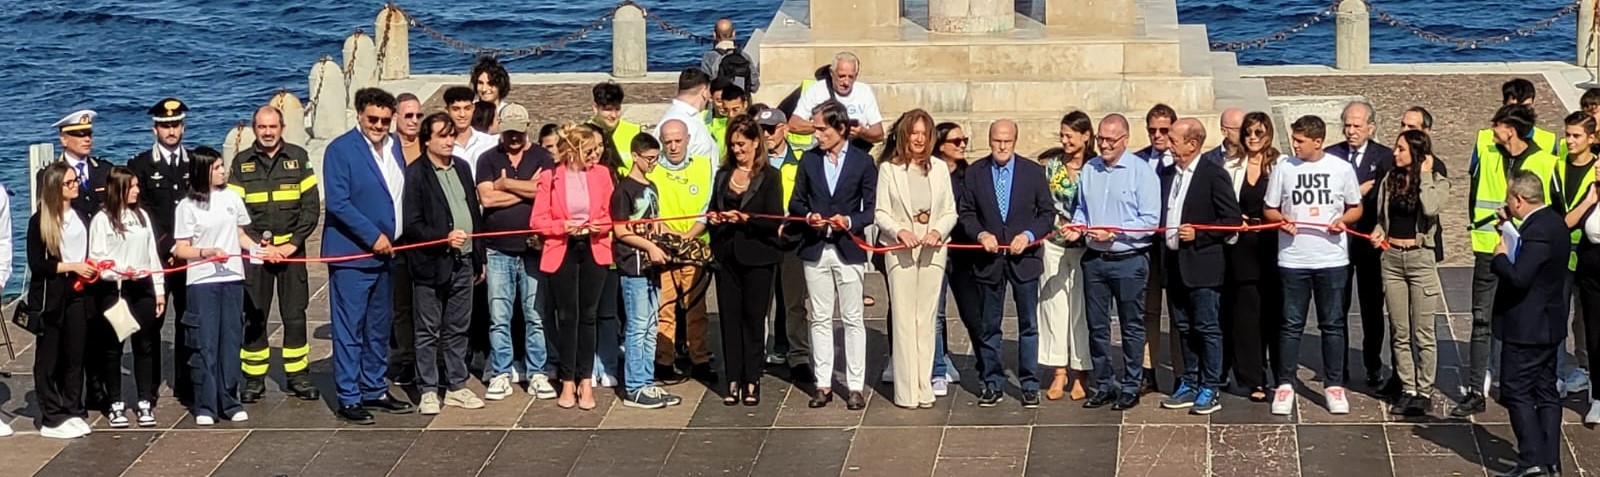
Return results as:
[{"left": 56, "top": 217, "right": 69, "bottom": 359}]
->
[
  {"left": 390, "top": 0, "right": 710, "bottom": 61},
  {"left": 1209, "top": 1, "right": 1341, "bottom": 52},
  {"left": 1211, "top": 0, "right": 1579, "bottom": 52}
]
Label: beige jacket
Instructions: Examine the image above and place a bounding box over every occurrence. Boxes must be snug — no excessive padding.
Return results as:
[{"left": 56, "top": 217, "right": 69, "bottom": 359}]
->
[
  {"left": 874, "top": 158, "right": 959, "bottom": 265},
  {"left": 1373, "top": 169, "right": 1449, "bottom": 249}
]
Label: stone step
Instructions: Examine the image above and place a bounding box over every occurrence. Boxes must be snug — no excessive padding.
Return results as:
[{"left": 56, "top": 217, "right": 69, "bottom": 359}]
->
[
  {"left": 759, "top": 35, "right": 1186, "bottom": 83},
  {"left": 756, "top": 75, "right": 1217, "bottom": 117}
]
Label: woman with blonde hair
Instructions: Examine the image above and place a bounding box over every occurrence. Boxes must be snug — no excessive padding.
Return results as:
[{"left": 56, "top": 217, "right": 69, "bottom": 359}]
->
[
  {"left": 529, "top": 123, "right": 616, "bottom": 410},
  {"left": 875, "top": 109, "right": 958, "bottom": 408},
  {"left": 27, "top": 162, "right": 97, "bottom": 438}
]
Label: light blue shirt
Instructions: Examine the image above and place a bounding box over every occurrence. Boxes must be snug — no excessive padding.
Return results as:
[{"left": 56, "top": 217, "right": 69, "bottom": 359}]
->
[
  {"left": 1073, "top": 151, "right": 1161, "bottom": 253},
  {"left": 990, "top": 157, "right": 1034, "bottom": 242},
  {"left": 823, "top": 143, "right": 848, "bottom": 195}
]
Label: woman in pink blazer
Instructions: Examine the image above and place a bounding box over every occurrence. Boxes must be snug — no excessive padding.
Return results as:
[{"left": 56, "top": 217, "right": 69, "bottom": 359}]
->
[{"left": 529, "top": 123, "right": 615, "bottom": 410}]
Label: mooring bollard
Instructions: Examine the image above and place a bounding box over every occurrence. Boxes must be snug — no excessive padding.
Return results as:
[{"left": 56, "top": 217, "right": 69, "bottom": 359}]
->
[
  {"left": 222, "top": 121, "right": 257, "bottom": 171},
  {"left": 612, "top": 3, "right": 647, "bottom": 78},
  {"left": 343, "top": 30, "right": 379, "bottom": 108},
  {"left": 308, "top": 56, "right": 348, "bottom": 140},
  {"left": 1335, "top": 0, "right": 1370, "bottom": 70},
  {"left": 270, "top": 90, "right": 309, "bottom": 147},
  {"left": 375, "top": 4, "right": 410, "bottom": 80}
]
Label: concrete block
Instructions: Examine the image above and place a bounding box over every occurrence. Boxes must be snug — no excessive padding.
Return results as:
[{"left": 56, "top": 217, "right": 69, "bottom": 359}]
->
[
  {"left": 269, "top": 90, "right": 309, "bottom": 147},
  {"left": 308, "top": 57, "right": 347, "bottom": 140},
  {"left": 810, "top": 0, "right": 898, "bottom": 39},
  {"left": 1045, "top": 0, "right": 1138, "bottom": 35},
  {"left": 222, "top": 121, "right": 256, "bottom": 171},
  {"left": 1125, "top": 75, "right": 1215, "bottom": 111},
  {"left": 1335, "top": 0, "right": 1370, "bottom": 70},
  {"left": 374, "top": 4, "right": 409, "bottom": 80},
  {"left": 342, "top": 31, "right": 379, "bottom": 109},
  {"left": 929, "top": 0, "right": 1015, "bottom": 34},
  {"left": 612, "top": 4, "right": 647, "bottom": 78},
  {"left": 1123, "top": 40, "right": 1182, "bottom": 75}
]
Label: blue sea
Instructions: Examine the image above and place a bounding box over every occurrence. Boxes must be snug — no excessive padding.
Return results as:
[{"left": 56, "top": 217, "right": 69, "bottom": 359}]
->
[{"left": 0, "top": 0, "right": 1579, "bottom": 293}]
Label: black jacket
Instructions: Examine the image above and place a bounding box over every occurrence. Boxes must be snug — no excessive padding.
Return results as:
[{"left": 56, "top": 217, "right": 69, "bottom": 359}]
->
[
  {"left": 1159, "top": 158, "right": 1242, "bottom": 289},
  {"left": 127, "top": 146, "right": 191, "bottom": 264},
  {"left": 1491, "top": 207, "right": 1572, "bottom": 345},
  {"left": 37, "top": 154, "right": 113, "bottom": 223},
  {"left": 400, "top": 157, "right": 485, "bottom": 286},
  {"left": 710, "top": 165, "right": 786, "bottom": 267},
  {"left": 25, "top": 214, "right": 78, "bottom": 321},
  {"left": 957, "top": 155, "right": 1054, "bottom": 284}
]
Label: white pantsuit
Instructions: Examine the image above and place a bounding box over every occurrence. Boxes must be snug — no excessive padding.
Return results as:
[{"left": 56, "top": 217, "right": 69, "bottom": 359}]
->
[
  {"left": 875, "top": 159, "right": 958, "bottom": 407},
  {"left": 1039, "top": 241, "right": 1090, "bottom": 370}
]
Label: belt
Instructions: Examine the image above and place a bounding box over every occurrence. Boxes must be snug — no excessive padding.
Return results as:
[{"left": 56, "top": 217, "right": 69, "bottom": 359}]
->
[
  {"left": 1088, "top": 248, "right": 1144, "bottom": 261},
  {"left": 1388, "top": 244, "right": 1423, "bottom": 251}
]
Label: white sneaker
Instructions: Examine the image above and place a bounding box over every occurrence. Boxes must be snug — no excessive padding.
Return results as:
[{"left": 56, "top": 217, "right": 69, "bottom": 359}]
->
[
  {"left": 1325, "top": 386, "right": 1350, "bottom": 414},
  {"left": 1270, "top": 385, "right": 1295, "bottom": 416},
  {"left": 932, "top": 377, "right": 949, "bottom": 397},
  {"left": 39, "top": 422, "right": 82, "bottom": 439},
  {"left": 418, "top": 393, "right": 442, "bottom": 415},
  {"left": 444, "top": 388, "right": 486, "bottom": 410},
  {"left": 228, "top": 411, "right": 249, "bottom": 422},
  {"left": 1566, "top": 368, "right": 1590, "bottom": 395},
  {"left": 765, "top": 352, "right": 786, "bottom": 365},
  {"left": 1587, "top": 399, "right": 1600, "bottom": 425},
  {"left": 596, "top": 373, "right": 618, "bottom": 388},
  {"left": 881, "top": 362, "right": 895, "bottom": 383},
  {"left": 485, "top": 374, "right": 512, "bottom": 401},
  {"left": 67, "top": 417, "right": 91, "bottom": 435},
  {"left": 0, "top": 419, "right": 12, "bottom": 437},
  {"left": 195, "top": 415, "right": 216, "bottom": 426},
  {"left": 528, "top": 374, "right": 557, "bottom": 399},
  {"left": 106, "top": 401, "right": 129, "bottom": 428}
]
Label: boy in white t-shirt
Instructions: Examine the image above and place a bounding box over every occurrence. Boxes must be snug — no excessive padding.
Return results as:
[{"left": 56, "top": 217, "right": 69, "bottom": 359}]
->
[{"left": 1263, "top": 116, "right": 1364, "bottom": 416}]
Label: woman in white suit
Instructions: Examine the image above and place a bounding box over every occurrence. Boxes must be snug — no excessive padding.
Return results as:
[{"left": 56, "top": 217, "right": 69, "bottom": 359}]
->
[{"left": 875, "top": 109, "right": 958, "bottom": 408}]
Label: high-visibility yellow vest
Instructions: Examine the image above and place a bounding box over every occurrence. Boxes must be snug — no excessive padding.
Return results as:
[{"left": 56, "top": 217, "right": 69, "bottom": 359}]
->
[
  {"left": 773, "top": 142, "right": 803, "bottom": 206},
  {"left": 647, "top": 154, "right": 713, "bottom": 241},
  {"left": 709, "top": 116, "right": 729, "bottom": 156},
  {"left": 590, "top": 118, "right": 642, "bottom": 177},
  {"left": 1470, "top": 128, "right": 1560, "bottom": 253},
  {"left": 1534, "top": 126, "right": 1567, "bottom": 159},
  {"left": 1556, "top": 156, "right": 1597, "bottom": 270}
]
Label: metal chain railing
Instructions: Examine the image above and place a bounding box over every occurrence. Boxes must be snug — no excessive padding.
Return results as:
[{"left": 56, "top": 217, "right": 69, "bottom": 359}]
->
[
  {"left": 1210, "top": 0, "right": 1579, "bottom": 52},
  {"left": 390, "top": 0, "right": 710, "bottom": 61}
]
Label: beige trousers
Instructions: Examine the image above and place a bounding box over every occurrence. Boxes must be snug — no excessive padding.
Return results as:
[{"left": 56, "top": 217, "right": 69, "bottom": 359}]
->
[
  {"left": 1039, "top": 242, "right": 1091, "bottom": 370},
  {"left": 886, "top": 245, "right": 945, "bottom": 407}
]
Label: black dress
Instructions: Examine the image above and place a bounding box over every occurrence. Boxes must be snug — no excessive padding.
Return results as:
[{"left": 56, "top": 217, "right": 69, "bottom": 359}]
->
[{"left": 1223, "top": 169, "right": 1283, "bottom": 392}]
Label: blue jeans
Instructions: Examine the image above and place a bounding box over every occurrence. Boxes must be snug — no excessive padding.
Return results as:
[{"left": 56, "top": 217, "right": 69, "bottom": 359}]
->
[
  {"left": 185, "top": 281, "right": 245, "bottom": 419},
  {"left": 621, "top": 275, "right": 660, "bottom": 392},
  {"left": 486, "top": 250, "right": 549, "bottom": 379},
  {"left": 977, "top": 275, "right": 1041, "bottom": 391},
  {"left": 933, "top": 278, "right": 951, "bottom": 378},
  {"left": 1167, "top": 280, "right": 1224, "bottom": 390},
  {"left": 1277, "top": 266, "right": 1349, "bottom": 387},
  {"left": 1082, "top": 252, "right": 1149, "bottom": 397}
]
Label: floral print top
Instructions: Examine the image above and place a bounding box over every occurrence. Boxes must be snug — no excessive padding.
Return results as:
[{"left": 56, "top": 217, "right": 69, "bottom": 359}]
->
[{"left": 1045, "top": 158, "right": 1084, "bottom": 247}]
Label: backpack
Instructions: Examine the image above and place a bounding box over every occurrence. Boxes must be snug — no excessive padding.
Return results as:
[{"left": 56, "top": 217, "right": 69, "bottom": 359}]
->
[{"left": 714, "top": 48, "right": 755, "bottom": 92}]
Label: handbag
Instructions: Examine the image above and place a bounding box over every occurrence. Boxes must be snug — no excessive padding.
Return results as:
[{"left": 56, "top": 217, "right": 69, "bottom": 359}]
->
[
  {"left": 103, "top": 283, "right": 141, "bottom": 342},
  {"left": 10, "top": 297, "right": 41, "bottom": 335}
]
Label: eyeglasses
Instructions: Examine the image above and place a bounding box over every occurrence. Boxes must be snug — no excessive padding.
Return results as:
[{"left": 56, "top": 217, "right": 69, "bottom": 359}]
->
[
  {"left": 62, "top": 178, "right": 78, "bottom": 187},
  {"left": 1147, "top": 127, "right": 1170, "bottom": 135},
  {"left": 1244, "top": 129, "right": 1269, "bottom": 138},
  {"left": 1097, "top": 135, "right": 1126, "bottom": 145},
  {"left": 635, "top": 153, "right": 660, "bottom": 163},
  {"left": 402, "top": 113, "right": 423, "bottom": 120},
  {"left": 65, "top": 130, "right": 93, "bottom": 138},
  {"left": 365, "top": 115, "right": 393, "bottom": 126},
  {"left": 946, "top": 137, "right": 969, "bottom": 147}
]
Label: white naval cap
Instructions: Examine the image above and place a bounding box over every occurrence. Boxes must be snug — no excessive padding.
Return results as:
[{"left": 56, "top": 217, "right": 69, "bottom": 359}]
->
[{"left": 52, "top": 109, "right": 97, "bottom": 133}]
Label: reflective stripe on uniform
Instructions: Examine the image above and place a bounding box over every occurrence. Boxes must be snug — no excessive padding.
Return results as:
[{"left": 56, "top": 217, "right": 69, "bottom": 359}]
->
[
  {"left": 243, "top": 192, "right": 270, "bottom": 204},
  {"left": 282, "top": 344, "right": 311, "bottom": 373},
  {"left": 271, "top": 233, "right": 292, "bottom": 245},
  {"left": 241, "top": 348, "right": 270, "bottom": 376},
  {"left": 298, "top": 175, "right": 318, "bottom": 192},
  {"left": 271, "top": 190, "right": 301, "bottom": 202},
  {"left": 227, "top": 184, "right": 247, "bottom": 196}
]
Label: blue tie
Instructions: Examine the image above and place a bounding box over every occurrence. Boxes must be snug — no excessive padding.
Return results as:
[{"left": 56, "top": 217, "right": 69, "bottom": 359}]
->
[
  {"left": 75, "top": 162, "right": 88, "bottom": 189},
  {"left": 997, "top": 166, "right": 1010, "bottom": 222}
]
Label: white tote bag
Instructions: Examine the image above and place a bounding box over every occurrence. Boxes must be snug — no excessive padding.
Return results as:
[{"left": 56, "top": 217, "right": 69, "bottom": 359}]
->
[{"left": 103, "top": 283, "right": 142, "bottom": 342}]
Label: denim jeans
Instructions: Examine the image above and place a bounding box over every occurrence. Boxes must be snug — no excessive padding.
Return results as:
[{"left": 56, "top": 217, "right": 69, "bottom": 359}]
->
[
  {"left": 1277, "top": 266, "right": 1350, "bottom": 387},
  {"left": 934, "top": 278, "right": 951, "bottom": 378},
  {"left": 621, "top": 275, "right": 660, "bottom": 392},
  {"left": 486, "top": 250, "right": 549, "bottom": 379},
  {"left": 1168, "top": 283, "right": 1224, "bottom": 390},
  {"left": 1082, "top": 252, "right": 1149, "bottom": 397}
]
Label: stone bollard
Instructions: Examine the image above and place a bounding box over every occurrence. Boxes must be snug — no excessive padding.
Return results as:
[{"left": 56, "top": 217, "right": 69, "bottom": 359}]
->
[
  {"left": 222, "top": 121, "right": 257, "bottom": 171},
  {"left": 375, "top": 4, "right": 410, "bottom": 80},
  {"left": 929, "top": 0, "right": 1015, "bottom": 33},
  {"left": 308, "top": 56, "right": 348, "bottom": 140},
  {"left": 1335, "top": 0, "right": 1370, "bottom": 70},
  {"left": 1582, "top": 0, "right": 1598, "bottom": 68},
  {"left": 270, "top": 89, "right": 309, "bottom": 147},
  {"left": 28, "top": 143, "right": 54, "bottom": 212},
  {"left": 343, "top": 29, "right": 379, "bottom": 109},
  {"left": 612, "top": 4, "right": 646, "bottom": 78}
]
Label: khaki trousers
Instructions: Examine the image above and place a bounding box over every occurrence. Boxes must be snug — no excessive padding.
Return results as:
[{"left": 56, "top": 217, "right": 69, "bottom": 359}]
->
[
  {"left": 886, "top": 246, "right": 945, "bottom": 407},
  {"left": 1381, "top": 247, "right": 1442, "bottom": 394},
  {"left": 657, "top": 266, "right": 712, "bottom": 366}
]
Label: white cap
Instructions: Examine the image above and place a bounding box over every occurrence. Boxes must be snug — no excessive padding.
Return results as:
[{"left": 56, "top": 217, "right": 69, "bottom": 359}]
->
[{"left": 52, "top": 109, "right": 97, "bottom": 133}]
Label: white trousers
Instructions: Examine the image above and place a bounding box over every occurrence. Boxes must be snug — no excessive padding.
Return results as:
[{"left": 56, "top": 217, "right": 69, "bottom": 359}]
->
[
  {"left": 1038, "top": 242, "right": 1091, "bottom": 370},
  {"left": 805, "top": 245, "right": 867, "bottom": 391},
  {"left": 886, "top": 246, "right": 944, "bottom": 406}
]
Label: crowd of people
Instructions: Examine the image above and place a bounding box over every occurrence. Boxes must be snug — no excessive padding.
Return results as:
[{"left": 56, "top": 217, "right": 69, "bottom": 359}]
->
[{"left": 9, "top": 21, "right": 1600, "bottom": 473}]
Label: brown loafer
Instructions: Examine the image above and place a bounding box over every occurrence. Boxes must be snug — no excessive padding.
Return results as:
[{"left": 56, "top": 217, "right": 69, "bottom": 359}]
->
[{"left": 846, "top": 391, "right": 866, "bottom": 410}]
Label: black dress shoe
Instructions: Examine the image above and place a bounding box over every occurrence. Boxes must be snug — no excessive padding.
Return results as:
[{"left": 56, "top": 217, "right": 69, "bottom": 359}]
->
[
  {"left": 1021, "top": 390, "right": 1041, "bottom": 409},
  {"left": 1365, "top": 370, "right": 1385, "bottom": 387},
  {"left": 1376, "top": 376, "right": 1403, "bottom": 398},
  {"left": 1388, "top": 394, "right": 1414, "bottom": 415},
  {"left": 1496, "top": 464, "right": 1551, "bottom": 477},
  {"left": 846, "top": 391, "right": 866, "bottom": 410},
  {"left": 789, "top": 364, "right": 815, "bottom": 384},
  {"left": 1404, "top": 395, "right": 1432, "bottom": 417},
  {"left": 241, "top": 377, "right": 265, "bottom": 404},
  {"left": 362, "top": 394, "right": 417, "bottom": 414},
  {"left": 691, "top": 363, "right": 719, "bottom": 383},
  {"left": 978, "top": 388, "right": 1004, "bottom": 407},
  {"left": 1450, "top": 392, "right": 1487, "bottom": 418},
  {"left": 337, "top": 405, "right": 375, "bottom": 425},
  {"left": 1084, "top": 390, "right": 1116, "bottom": 409},
  {"left": 656, "top": 363, "right": 685, "bottom": 382},
  {"left": 1112, "top": 393, "right": 1140, "bottom": 411},
  {"left": 1139, "top": 370, "right": 1159, "bottom": 395},
  {"left": 808, "top": 389, "right": 833, "bottom": 408}
]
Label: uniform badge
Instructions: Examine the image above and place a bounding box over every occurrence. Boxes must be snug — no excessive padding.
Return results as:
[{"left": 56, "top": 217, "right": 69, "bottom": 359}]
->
[
  {"left": 151, "top": 172, "right": 164, "bottom": 181},
  {"left": 690, "top": 184, "right": 700, "bottom": 195},
  {"left": 285, "top": 160, "right": 298, "bottom": 170},
  {"left": 240, "top": 162, "right": 256, "bottom": 173}
]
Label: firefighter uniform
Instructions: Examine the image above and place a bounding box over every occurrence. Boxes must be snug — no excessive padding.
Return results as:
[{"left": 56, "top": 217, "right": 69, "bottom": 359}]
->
[{"left": 228, "top": 141, "right": 321, "bottom": 402}]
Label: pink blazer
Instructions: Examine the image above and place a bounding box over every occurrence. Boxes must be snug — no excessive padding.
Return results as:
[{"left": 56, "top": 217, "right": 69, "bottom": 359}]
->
[{"left": 529, "top": 165, "right": 615, "bottom": 273}]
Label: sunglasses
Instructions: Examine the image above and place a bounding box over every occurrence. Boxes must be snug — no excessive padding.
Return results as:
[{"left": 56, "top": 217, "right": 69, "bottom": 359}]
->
[
  {"left": 402, "top": 112, "right": 423, "bottom": 120},
  {"left": 65, "top": 130, "right": 93, "bottom": 138},
  {"left": 1244, "top": 129, "right": 1269, "bottom": 138},
  {"left": 1147, "top": 127, "right": 1170, "bottom": 135},
  {"left": 946, "top": 137, "right": 969, "bottom": 147},
  {"left": 760, "top": 125, "right": 779, "bottom": 134},
  {"left": 366, "top": 115, "right": 393, "bottom": 126}
]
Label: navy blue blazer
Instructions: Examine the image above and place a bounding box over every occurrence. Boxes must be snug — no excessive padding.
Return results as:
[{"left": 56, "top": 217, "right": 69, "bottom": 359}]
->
[
  {"left": 787, "top": 145, "right": 877, "bottom": 264},
  {"left": 1325, "top": 141, "right": 1394, "bottom": 233},
  {"left": 1491, "top": 207, "right": 1572, "bottom": 346},
  {"left": 956, "top": 155, "right": 1054, "bottom": 284},
  {"left": 321, "top": 129, "right": 406, "bottom": 269}
]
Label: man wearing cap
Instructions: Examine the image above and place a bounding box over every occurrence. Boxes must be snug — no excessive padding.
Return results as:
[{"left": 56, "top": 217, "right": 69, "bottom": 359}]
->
[
  {"left": 127, "top": 98, "right": 195, "bottom": 404},
  {"left": 756, "top": 106, "right": 812, "bottom": 381},
  {"left": 474, "top": 104, "right": 559, "bottom": 401},
  {"left": 227, "top": 105, "right": 322, "bottom": 403},
  {"left": 45, "top": 110, "right": 113, "bottom": 222}
]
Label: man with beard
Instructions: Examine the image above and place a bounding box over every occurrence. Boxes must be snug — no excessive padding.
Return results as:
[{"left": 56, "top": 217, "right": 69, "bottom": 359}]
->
[{"left": 127, "top": 98, "right": 194, "bottom": 405}]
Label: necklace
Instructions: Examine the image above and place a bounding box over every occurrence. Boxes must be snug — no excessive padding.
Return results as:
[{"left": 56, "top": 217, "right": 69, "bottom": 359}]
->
[{"left": 730, "top": 175, "right": 749, "bottom": 190}]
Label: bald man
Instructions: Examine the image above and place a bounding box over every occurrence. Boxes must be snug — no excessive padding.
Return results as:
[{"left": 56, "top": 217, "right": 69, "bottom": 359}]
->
[
  {"left": 957, "top": 119, "right": 1055, "bottom": 408},
  {"left": 1201, "top": 107, "right": 1244, "bottom": 166},
  {"left": 648, "top": 118, "right": 718, "bottom": 382},
  {"left": 699, "top": 18, "right": 759, "bottom": 93},
  {"left": 1155, "top": 119, "right": 1241, "bottom": 414}
]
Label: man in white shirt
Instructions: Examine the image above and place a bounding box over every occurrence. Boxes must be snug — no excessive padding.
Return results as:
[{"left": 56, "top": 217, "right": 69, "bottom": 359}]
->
[
  {"left": 788, "top": 51, "right": 886, "bottom": 149},
  {"left": 444, "top": 86, "right": 497, "bottom": 176},
  {"left": 657, "top": 68, "right": 719, "bottom": 163},
  {"left": 1263, "top": 115, "right": 1363, "bottom": 417}
]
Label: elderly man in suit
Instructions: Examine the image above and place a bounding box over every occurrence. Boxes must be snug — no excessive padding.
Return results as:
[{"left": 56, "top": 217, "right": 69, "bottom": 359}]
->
[
  {"left": 1156, "top": 119, "right": 1242, "bottom": 415},
  {"left": 957, "top": 119, "right": 1054, "bottom": 408},
  {"left": 1325, "top": 100, "right": 1398, "bottom": 392},
  {"left": 322, "top": 87, "right": 417, "bottom": 425},
  {"left": 1492, "top": 171, "right": 1572, "bottom": 477}
]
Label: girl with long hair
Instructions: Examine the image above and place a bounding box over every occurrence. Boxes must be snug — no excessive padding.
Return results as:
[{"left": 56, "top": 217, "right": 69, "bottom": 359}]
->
[
  {"left": 708, "top": 115, "right": 785, "bottom": 405},
  {"left": 86, "top": 166, "right": 166, "bottom": 427},
  {"left": 1369, "top": 129, "right": 1448, "bottom": 416},
  {"left": 27, "top": 162, "right": 97, "bottom": 438},
  {"left": 1223, "top": 112, "right": 1285, "bottom": 402},
  {"left": 1040, "top": 111, "right": 1095, "bottom": 401}
]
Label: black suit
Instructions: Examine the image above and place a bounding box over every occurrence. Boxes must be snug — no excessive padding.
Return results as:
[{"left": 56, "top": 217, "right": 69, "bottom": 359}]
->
[
  {"left": 1198, "top": 145, "right": 1230, "bottom": 169},
  {"left": 710, "top": 165, "right": 785, "bottom": 386},
  {"left": 956, "top": 155, "right": 1053, "bottom": 392},
  {"left": 1491, "top": 207, "right": 1570, "bottom": 471},
  {"left": 38, "top": 154, "right": 114, "bottom": 223},
  {"left": 1325, "top": 141, "right": 1394, "bottom": 381},
  {"left": 127, "top": 145, "right": 192, "bottom": 401},
  {"left": 1158, "top": 158, "right": 1241, "bottom": 390}
]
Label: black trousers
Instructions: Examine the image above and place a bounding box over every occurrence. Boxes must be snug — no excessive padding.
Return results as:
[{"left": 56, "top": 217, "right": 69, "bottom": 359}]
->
[
  {"left": 389, "top": 253, "right": 417, "bottom": 377},
  {"left": 87, "top": 279, "right": 162, "bottom": 408},
  {"left": 35, "top": 293, "right": 89, "bottom": 428},
  {"left": 243, "top": 262, "right": 310, "bottom": 377},
  {"left": 1222, "top": 273, "right": 1283, "bottom": 392},
  {"left": 1345, "top": 244, "right": 1388, "bottom": 378},
  {"left": 1577, "top": 249, "right": 1600, "bottom": 385},
  {"left": 168, "top": 270, "right": 191, "bottom": 403},
  {"left": 1499, "top": 341, "right": 1562, "bottom": 469},
  {"left": 551, "top": 238, "right": 605, "bottom": 382},
  {"left": 716, "top": 260, "right": 775, "bottom": 387}
]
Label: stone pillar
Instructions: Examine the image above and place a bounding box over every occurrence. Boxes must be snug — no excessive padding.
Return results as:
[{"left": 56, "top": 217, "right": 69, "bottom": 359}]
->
[
  {"left": 222, "top": 121, "right": 256, "bottom": 171},
  {"left": 1335, "top": 0, "right": 1370, "bottom": 70},
  {"left": 270, "top": 90, "right": 309, "bottom": 147},
  {"left": 810, "top": 0, "right": 899, "bottom": 39},
  {"left": 612, "top": 4, "right": 647, "bottom": 78},
  {"left": 929, "top": 0, "right": 1014, "bottom": 33},
  {"left": 375, "top": 4, "right": 410, "bottom": 80},
  {"left": 308, "top": 56, "right": 348, "bottom": 140},
  {"left": 1581, "top": 0, "right": 1598, "bottom": 68},
  {"left": 1045, "top": 0, "right": 1135, "bottom": 34},
  {"left": 342, "top": 30, "right": 379, "bottom": 108},
  {"left": 28, "top": 143, "right": 54, "bottom": 213}
]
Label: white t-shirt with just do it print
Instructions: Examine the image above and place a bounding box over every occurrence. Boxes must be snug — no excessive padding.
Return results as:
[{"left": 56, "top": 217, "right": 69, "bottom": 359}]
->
[{"left": 1264, "top": 153, "right": 1362, "bottom": 270}]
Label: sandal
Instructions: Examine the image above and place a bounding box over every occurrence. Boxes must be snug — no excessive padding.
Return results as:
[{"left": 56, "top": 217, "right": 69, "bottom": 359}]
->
[
  {"left": 743, "top": 382, "right": 760, "bottom": 407},
  {"left": 724, "top": 382, "right": 741, "bottom": 406}
]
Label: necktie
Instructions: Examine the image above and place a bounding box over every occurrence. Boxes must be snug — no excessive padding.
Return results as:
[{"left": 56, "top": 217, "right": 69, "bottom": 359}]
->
[
  {"left": 1167, "top": 171, "right": 1186, "bottom": 250},
  {"left": 997, "top": 166, "right": 1011, "bottom": 222},
  {"left": 75, "top": 162, "right": 88, "bottom": 189}
]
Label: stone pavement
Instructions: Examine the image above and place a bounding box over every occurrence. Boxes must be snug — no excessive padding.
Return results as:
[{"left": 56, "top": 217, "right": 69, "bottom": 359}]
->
[{"left": 1, "top": 266, "right": 1598, "bottom": 476}]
